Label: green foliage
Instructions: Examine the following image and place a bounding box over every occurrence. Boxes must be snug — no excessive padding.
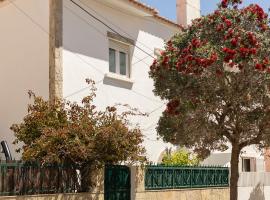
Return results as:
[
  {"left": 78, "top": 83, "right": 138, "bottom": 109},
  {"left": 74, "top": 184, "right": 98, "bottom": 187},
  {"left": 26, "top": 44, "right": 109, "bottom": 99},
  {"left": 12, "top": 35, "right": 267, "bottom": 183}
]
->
[
  {"left": 11, "top": 80, "right": 146, "bottom": 168},
  {"left": 149, "top": 1, "right": 270, "bottom": 158},
  {"left": 149, "top": 1, "right": 270, "bottom": 199},
  {"left": 162, "top": 148, "right": 199, "bottom": 166}
]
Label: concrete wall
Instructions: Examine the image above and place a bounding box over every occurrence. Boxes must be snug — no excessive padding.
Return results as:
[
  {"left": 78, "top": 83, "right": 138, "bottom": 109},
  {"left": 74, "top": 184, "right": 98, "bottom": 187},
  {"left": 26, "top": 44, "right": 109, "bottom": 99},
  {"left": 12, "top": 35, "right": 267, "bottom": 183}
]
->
[
  {"left": 0, "top": 0, "right": 49, "bottom": 159},
  {"left": 0, "top": 189, "right": 229, "bottom": 200},
  {"left": 0, "top": 193, "right": 103, "bottom": 200},
  {"left": 238, "top": 186, "right": 270, "bottom": 200},
  {"left": 238, "top": 172, "right": 270, "bottom": 200},
  {"left": 62, "top": 0, "right": 180, "bottom": 162}
]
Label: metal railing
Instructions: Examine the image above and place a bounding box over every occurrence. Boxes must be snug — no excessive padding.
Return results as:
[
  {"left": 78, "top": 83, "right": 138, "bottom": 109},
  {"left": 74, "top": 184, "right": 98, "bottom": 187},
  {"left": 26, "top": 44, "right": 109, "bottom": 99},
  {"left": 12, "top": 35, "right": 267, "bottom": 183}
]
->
[
  {"left": 0, "top": 161, "right": 81, "bottom": 196},
  {"left": 145, "top": 165, "right": 229, "bottom": 190}
]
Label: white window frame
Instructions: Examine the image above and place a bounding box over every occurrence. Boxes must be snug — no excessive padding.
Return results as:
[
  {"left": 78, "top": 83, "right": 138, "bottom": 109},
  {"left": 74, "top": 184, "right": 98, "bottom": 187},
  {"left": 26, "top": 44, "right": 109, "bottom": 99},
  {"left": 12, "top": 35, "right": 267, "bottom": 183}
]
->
[
  {"left": 109, "top": 39, "right": 130, "bottom": 78},
  {"left": 242, "top": 157, "right": 256, "bottom": 172}
]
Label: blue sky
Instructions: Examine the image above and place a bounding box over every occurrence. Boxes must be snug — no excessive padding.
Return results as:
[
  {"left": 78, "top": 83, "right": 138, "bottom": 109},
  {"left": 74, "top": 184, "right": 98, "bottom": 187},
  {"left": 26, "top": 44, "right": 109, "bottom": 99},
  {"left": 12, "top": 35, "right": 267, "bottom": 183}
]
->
[{"left": 140, "top": 0, "right": 270, "bottom": 21}]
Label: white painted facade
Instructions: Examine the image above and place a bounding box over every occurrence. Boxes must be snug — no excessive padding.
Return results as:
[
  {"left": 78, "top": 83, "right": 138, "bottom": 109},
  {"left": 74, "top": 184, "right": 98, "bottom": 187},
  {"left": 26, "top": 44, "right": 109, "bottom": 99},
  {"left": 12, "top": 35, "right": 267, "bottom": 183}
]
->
[
  {"left": 0, "top": 0, "right": 49, "bottom": 159},
  {"left": 202, "top": 146, "right": 266, "bottom": 172},
  {"left": 62, "top": 0, "right": 181, "bottom": 162},
  {"left": 238, "top": 172, "right": 270, "bottom": 200},
  {"left": 0, "top": 0, "right": 266, "bottom": 171},
  {"left": 0, "top": 0, "right": 186, "bottom": 162}
]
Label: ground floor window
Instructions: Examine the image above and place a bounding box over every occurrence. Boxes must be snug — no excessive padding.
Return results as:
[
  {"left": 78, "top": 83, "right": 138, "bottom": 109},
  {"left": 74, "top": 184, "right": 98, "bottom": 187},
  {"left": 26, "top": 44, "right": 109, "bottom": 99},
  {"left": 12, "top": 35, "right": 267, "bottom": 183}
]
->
[{"left": 242, "top": 157, "right": 256, "bottom": 172}]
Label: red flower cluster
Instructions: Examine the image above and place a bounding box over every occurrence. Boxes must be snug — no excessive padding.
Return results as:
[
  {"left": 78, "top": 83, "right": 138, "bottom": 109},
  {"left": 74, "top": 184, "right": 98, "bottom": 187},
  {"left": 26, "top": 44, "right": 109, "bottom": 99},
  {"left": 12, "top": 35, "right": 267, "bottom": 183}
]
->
[
  {"left": 162, "top": 56, "right": 169, "bottom": 66},
  {"left": 255, "top": 63, "right": 264, "bottom": 70},
  {"left": 191, "top": 38, "right": 201, "bottom": 48},
  {"left": 166, "top": 99, "right": 180, "bottom": 115},
  {"left": 221, "top": 0, "right": 242, "bottom": 8},
  {"left": 149, "top": 0, "right": 270, "bottom": 77},
  {"left": 247, "top": 32, "right": 257, "bottom": 46},
  {"left": 224, "top": 19, "right": 232, "bottom": 27},
  {"left": 231, "top": 38, "right": 238, "bottom": 47},
  {"left": 175, "top": 39, "right": 218, "bottom": 74},
  {"left": 222, "top": 47, "right": 236, "bottom": 62},
  {"left": 150, "top": 59, "right": 157, "bottom": 71},
  {"left": 255, "top": 58, "right": 270, "bottom": 71},
  {"left": 167, "top": 40, "right": 176, "bottom": 52},
  {"left": 221, "top": 0, "right": 228, "bottom": 8},
  {"left": 239, "top": 47, "right": 257, "bottom": 58},
  {"left": 216, "top": 17, "right": 233, "bottom": 32},
  {"left": 243, "top": 4, "right": 268, "bottom": 22}
]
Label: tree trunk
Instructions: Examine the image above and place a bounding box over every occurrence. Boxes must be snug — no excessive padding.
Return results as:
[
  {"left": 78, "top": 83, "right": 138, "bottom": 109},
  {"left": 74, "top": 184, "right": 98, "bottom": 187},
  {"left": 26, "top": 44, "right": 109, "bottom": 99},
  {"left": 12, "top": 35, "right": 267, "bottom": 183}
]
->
[{"left": 230, "top": 145, "right": 241, "bottom": 200}]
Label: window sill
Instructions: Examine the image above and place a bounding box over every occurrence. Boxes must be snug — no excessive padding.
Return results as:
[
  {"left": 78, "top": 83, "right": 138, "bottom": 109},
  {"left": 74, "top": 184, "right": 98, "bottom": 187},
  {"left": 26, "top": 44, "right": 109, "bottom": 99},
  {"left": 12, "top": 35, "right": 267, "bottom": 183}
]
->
[{"left": 104, "top": 73, "right": 134, "bottom": 89}]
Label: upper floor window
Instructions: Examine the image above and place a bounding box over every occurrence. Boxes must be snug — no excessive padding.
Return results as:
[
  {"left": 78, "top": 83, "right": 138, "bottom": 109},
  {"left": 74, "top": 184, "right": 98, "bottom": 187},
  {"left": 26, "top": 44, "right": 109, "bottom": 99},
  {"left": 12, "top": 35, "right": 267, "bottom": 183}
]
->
[
  {"left": 109, "top": 39, "right": 130, "bottom": 77},
  {"left": 107, "top": 32, "right": 134, "bottom": 79}
]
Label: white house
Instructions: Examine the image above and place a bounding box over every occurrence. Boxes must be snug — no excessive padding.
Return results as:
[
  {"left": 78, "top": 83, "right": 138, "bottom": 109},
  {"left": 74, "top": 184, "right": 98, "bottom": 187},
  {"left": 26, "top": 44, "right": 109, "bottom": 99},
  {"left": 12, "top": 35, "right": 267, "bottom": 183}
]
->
[
  {"left": 62, "top": 0, "right": 184, "bottom": 162},
  {"left": 1, "top": 0, "right": 269, "bottom": 177},
  {"left": 0, "top": 0, "right": 201, "bottom": 162}
]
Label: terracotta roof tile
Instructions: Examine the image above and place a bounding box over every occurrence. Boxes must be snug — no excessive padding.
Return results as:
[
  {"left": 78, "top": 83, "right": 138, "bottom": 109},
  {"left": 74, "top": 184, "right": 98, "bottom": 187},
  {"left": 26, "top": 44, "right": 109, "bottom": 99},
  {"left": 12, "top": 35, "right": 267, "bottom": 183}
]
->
[
  {"left": 127, "top": 0, "right": 183, "bottom": 29},
  {"left": 128, "top": 0, "right": 158, "bottom": 14}
]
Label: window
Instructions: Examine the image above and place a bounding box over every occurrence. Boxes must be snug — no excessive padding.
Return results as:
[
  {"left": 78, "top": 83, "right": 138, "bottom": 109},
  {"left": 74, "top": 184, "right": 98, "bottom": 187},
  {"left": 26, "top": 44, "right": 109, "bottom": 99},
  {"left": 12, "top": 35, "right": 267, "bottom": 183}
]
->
[
  {"left": 109, "top": 48, "right": 116, "bottom": 73},
  {"left": 242, "top": 157, "right": 256, "bottom": 172},
  {"left": 108, "top": 39, "right": 130, "bottom": 78}
]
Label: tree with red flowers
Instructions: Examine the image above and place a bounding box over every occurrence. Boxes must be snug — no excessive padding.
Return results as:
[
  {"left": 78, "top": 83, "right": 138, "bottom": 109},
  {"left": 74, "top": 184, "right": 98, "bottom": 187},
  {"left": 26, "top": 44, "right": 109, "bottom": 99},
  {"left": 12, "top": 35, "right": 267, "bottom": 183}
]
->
[{"left": 150, "top": 1, "right": 270, "bottom": 199}]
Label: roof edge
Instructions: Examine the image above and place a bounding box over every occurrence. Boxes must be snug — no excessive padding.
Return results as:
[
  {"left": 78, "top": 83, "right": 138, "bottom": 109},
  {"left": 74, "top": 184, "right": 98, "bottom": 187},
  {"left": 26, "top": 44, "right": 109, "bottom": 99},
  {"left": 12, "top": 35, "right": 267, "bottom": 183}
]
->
[{"left": 127, "top": 0, "right": 183, "bottom": 29}]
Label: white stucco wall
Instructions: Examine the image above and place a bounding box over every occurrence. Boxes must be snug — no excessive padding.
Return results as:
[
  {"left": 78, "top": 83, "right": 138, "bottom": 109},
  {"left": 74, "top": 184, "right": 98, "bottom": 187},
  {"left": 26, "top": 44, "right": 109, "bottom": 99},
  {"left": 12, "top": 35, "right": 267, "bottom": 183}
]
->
[
  {"left": 0, "top": 0, "right": 49, "bottom": 159},
  {"left": 203, "top": 145, "right": 265, "bottom": 172},
  {"left": 238, "top": 173, "right": 270, "bottom": 200},
  {"left": 62, "top": 0, "right": 180, "bottom": 162}
]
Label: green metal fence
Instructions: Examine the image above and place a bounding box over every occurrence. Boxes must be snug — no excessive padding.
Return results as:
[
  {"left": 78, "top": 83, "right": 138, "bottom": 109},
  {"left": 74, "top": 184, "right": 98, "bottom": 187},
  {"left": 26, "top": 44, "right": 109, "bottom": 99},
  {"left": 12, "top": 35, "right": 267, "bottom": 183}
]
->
[
  {"left": 145, "top": 165, "right": 229, "bottom": 190},
  {"left": 0, "top": 161, "right": 81, "bottom": 196}
]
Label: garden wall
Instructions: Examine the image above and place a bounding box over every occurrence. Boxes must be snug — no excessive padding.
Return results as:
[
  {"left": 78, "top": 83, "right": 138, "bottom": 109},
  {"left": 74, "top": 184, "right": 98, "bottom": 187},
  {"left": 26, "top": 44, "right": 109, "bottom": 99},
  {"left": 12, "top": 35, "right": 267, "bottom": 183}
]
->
[
  {"left": 0, "top": 188, "right": 229, "bottom": 200},
  {"left": 0, "top": 165, "right": 230, "bottom": 200},
  {"left": 130, "top": 166, "right": 229, "bottom": 200}
]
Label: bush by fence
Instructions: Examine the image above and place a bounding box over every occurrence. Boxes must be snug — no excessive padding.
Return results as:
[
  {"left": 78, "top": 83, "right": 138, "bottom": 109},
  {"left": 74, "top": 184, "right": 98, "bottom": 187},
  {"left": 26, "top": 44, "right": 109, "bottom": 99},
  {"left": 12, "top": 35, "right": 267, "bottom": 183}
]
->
[
  {"left": 0, "top": 161, "right": 81, "bottom": 196},
  {"left": 145, "top": 165, "right": 229, "bottom": 190}
]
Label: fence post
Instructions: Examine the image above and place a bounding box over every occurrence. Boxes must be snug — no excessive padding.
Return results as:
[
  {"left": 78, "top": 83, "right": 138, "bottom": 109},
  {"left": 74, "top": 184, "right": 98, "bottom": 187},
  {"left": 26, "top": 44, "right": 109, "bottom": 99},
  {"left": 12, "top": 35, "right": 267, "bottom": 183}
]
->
[
  {"left": 89, "top": 166, "right": 104, "bottom": 199},
  {"left": 130, "top": 166, "right": 145, "bottom": 200}
]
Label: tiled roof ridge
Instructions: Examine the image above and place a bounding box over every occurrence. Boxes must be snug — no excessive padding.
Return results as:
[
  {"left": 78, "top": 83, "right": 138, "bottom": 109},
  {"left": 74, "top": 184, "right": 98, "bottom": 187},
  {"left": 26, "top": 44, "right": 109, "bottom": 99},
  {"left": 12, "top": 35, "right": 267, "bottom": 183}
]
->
[
  {"left": 128, "top": 0, "right": 183, "bottom": 29},
  {"left": 128, "top": 0, "right": 159, "bottom": 14}
]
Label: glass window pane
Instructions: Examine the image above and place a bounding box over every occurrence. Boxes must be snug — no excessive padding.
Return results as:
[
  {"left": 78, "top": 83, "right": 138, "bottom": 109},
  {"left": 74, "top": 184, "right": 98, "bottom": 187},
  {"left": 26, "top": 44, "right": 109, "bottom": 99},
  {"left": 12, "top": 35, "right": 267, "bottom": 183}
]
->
[
  {"left": 120, "top": 52, "right": 127, "bottom": 75},
  {"left": 109, "top": 48, "right": 116, "bottom": 73}
]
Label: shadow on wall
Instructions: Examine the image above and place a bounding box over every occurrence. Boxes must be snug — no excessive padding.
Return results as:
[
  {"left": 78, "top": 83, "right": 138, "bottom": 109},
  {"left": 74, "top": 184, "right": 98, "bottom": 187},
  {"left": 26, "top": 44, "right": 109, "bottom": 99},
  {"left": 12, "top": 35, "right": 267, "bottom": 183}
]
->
[{"left": 249, "top": 183, "right": 265, "bottom": 200}]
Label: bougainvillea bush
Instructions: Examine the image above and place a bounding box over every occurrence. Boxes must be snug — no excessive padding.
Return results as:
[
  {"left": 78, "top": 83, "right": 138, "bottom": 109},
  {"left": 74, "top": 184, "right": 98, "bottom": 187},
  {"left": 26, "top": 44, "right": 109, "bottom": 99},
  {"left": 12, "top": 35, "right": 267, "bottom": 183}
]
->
[
  {"left": 11, "top": 80, "right": 146, "bottom": 191},
  {"left": 150, "top": 0, "right": 270, "bottom": 199}
]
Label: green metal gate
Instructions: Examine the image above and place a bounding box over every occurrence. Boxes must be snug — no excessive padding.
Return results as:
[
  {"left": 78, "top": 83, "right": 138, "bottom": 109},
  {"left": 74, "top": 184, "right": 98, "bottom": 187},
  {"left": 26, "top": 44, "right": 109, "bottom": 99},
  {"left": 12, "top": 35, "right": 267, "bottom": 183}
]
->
[{"left": 104, "top": 165, "right": 130, "bottom": 200}]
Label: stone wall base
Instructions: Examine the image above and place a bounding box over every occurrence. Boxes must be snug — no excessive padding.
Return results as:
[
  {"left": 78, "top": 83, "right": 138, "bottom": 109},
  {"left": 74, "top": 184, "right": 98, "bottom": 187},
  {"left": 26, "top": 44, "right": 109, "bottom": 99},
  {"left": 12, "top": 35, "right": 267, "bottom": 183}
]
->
[
  {"left": 0, "top": 193, "right": 104, "bottom": 200},
  {"left": 0, "top": 188, "right": 228, "bottom": 200},
  {"left": 136, "top": 188, "right": 229, "bottom": 200}
]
